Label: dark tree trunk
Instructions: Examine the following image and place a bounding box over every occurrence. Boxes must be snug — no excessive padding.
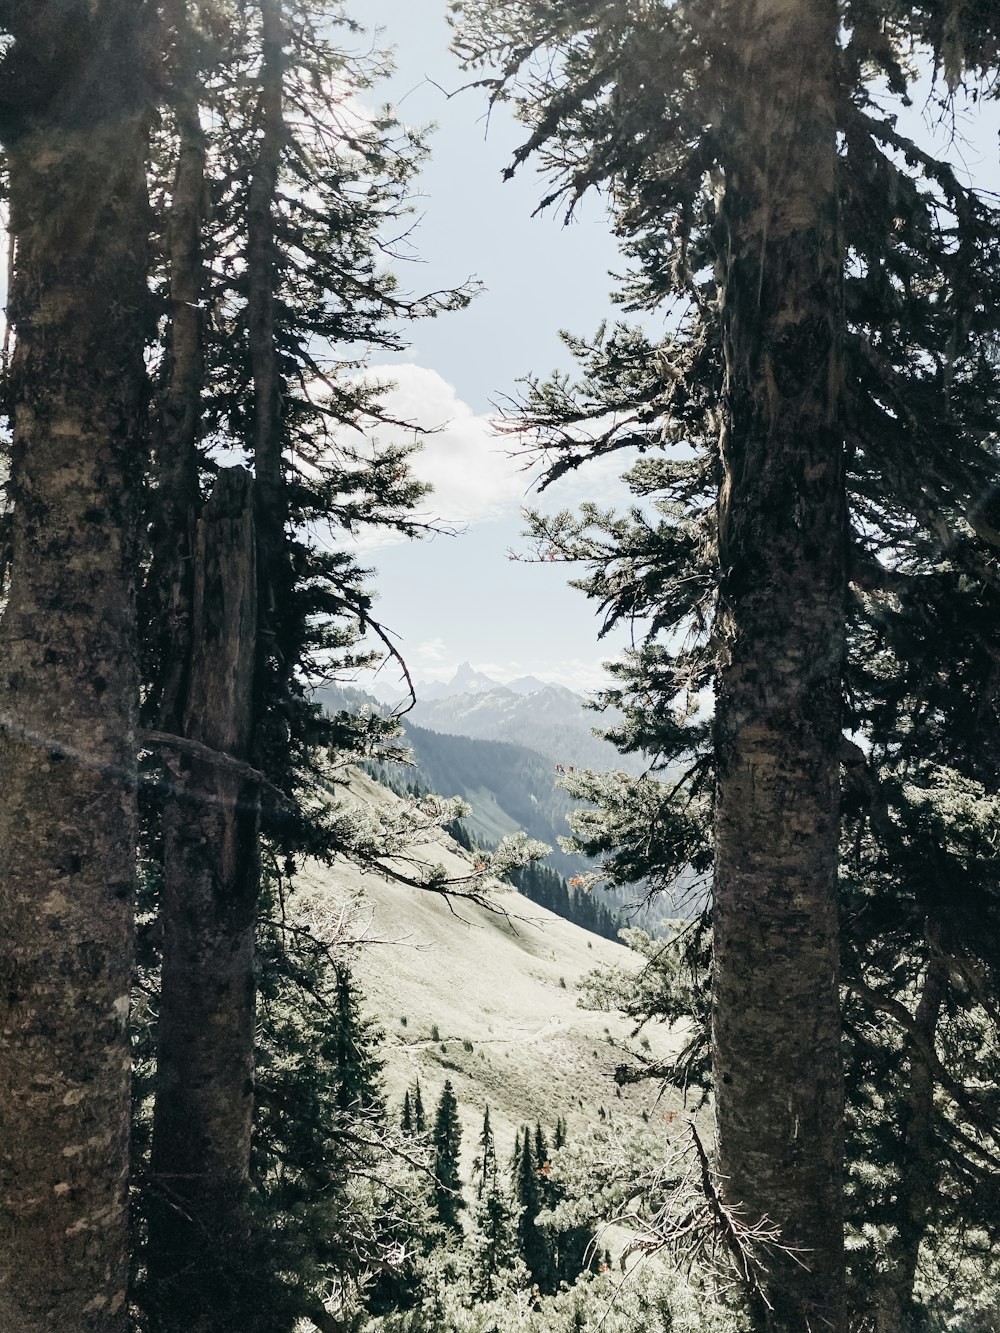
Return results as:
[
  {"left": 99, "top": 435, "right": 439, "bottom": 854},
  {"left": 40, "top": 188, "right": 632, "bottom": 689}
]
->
[
  {"left": 711, "top": 2, "right": 847, "bottom": 1329},
  {"left": 144, "top": 18, "right": 268, "bottom": 1322},
  {"left": 875, "top": 954, "right": 946, "bottom": 1333},
  {"left": 0, "top": 5, "right": 149, "bottom": 1329},
  {"left": 148, "top": 468, "right": 260, "bottom": 1326},
  {"left": 247, "top": 0, "right": 295, "bottom": 741},
  {"left": 144, "top": 31, "right": 209, "bottom": 726}
]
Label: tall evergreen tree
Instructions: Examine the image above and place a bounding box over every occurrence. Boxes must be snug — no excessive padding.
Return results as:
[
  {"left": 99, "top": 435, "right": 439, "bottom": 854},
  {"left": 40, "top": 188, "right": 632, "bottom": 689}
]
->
[
  {"left": 513, "top": 1125, "right": 553, "bottom": 1292},
  {"left": 455, "top": 1104, "right": 529, "bottom": 1305},
  {"left": 476, "top": 1106, "right": 498, "bottom": 1198},
  {"left": 413, "top": 1078, "right": 428, "bottom": 1136},
  {"left": 431, "top": 1080, "right": 464, "bottom": 1236},
  {"left": 0, "top": 5, "right": 151, "bottom": 1328},
  {"left": 247, "top": 901, "right": 402, "bottom": 1328},
  {"left": 139, "top": 0, "right": 471, "bottom": 1323},
  {"left": 453, "top": 4, "right": 1000, "bottom": 1327}
]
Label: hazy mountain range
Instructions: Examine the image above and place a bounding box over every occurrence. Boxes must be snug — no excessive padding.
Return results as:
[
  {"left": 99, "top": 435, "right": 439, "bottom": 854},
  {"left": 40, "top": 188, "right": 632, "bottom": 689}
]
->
[
  {"left": 317, "top": 670, "right": 672, "bottom": 927},
  {"left": 402, "top": 663, "right": 648, "bottom": 778}
]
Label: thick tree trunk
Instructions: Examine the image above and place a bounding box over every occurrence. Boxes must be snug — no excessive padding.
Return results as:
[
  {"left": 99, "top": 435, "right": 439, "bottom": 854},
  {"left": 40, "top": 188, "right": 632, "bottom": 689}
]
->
[
  {"left": 0, "top": 6, "right": 149, "bottom": 1329},
  {"left": 711, "top": 2, "right": 847, "bottom": 1329},
  {"left": 148, "top": 468, "right": 260, "bottom": 1327}
]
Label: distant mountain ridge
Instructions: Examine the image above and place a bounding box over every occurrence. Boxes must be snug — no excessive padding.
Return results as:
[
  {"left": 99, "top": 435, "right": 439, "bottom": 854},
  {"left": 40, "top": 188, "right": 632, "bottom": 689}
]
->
[
  {"left": 412, "top": 661, "right": 552, "bottom": 702},
  {"left": 404, "top": 664, "right": 647, "bottom": 778}
]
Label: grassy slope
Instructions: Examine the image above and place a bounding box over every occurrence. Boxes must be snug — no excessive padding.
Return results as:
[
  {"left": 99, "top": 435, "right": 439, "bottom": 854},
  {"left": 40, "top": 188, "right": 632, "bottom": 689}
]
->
[{"left": 295, "top": 772, "right": 684, "bottom": 1169}]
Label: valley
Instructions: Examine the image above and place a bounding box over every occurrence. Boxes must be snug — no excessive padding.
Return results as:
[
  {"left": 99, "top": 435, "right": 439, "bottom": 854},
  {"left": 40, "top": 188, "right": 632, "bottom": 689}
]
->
[{"left": 295, "top": 771, "right": 684, "bottom": 1171}]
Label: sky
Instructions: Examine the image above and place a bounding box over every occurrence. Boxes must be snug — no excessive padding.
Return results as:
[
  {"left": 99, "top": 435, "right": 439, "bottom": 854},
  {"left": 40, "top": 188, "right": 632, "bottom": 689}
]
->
[
  {"left": 2, "top": 7, "right": 997, "bottom": 700},
  {"left": 348, "top": 0, "right": 643, "bottom": 699},
  {"left": 348, "top": 6, "right": 1000, "bottom": 701}
]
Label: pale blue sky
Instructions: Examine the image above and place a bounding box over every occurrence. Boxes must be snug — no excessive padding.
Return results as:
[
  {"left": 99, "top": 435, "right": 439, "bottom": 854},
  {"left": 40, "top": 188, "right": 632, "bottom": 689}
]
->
[
  {"left": 351, "top": 6, "right": 1000, "bottom": 700},
  {"left": 353, "top": 0, "right": 642, "bottom": 698}
]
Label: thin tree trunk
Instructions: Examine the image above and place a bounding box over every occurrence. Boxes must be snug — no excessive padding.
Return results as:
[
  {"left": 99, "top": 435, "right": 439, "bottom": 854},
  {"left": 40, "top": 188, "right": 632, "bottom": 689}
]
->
[
  {"left": 146, "top": 6, "right": 289, "bottom": 1311},
  {"left": 148, "top": 468, "right": 259, "bottom": 1326},
  {"left": 875, "top": 954, "right": 946, "bottom": 1333},
  {"left": 711, "top": 2, "right": 847, "bottom": 1329},
  {"left": 248, "top": 0, "right": 294, "bottom": 738},
  {"left": 0, "top": 6, "right": 149, "bottom": 1329},
  {"left": 145, "top": 18, "right": 269, "bottom": 1321},
  {"left": 145, "top": 40, "right": 209, "bottom": 726}
]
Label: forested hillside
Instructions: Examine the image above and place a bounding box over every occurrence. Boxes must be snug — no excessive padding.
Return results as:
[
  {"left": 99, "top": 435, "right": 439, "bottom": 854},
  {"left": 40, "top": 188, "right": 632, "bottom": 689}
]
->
[{"left": 321, "top": 683, "right": 673, "bottom": 930}]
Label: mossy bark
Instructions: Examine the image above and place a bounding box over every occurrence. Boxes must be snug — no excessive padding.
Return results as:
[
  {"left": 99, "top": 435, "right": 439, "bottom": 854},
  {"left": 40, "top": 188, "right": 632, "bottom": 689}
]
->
[
  {"left": 711, "top": 2, "right": 847, "bottom": 1329},
  {"left": 0, "top": 5, "right": 149, "bottom": 1328}
]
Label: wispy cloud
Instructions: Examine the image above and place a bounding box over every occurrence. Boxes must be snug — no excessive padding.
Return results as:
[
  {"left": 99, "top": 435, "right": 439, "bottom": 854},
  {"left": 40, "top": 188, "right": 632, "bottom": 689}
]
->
[{"left": 416, "top": 636, "right": 448, "bottom": 662}]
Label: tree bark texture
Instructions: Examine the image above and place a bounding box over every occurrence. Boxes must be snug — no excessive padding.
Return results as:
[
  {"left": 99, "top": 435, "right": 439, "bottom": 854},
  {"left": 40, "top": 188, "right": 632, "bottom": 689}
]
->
[
  {"left": 0, "top": 5, "right": 149, "bottom": 1329},
  {"left": 144, "top": 37, "right": 210, "bottom": 729},
  {"left": 874, "top": 955, "right": 946, "bottom": 1333},
  {"left": 710, "top": 2, "right": 847, "bottom": 1329},
  {"left": 148, "top": 468, "right": 260, "bottom": 1326}
]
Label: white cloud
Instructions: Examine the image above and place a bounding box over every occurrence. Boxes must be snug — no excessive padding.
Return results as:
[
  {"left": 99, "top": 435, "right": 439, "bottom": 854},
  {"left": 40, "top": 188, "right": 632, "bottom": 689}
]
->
[
  {"left": 332, "top": 364, "right": 655, "bottom": 554},
  {"left": 371, "top": 363, "right": 530, "bottom": 526},
  {"left": 328, "top": 363, "right": 537, "bottom": 553},
  {"left": 416, "top": 637, "right": 448, "bottom": 662}
]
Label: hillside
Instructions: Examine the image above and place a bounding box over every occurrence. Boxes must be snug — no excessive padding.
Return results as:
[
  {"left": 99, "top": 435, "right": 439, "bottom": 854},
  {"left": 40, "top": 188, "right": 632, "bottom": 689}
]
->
[
  {"left": 316, "top": 682, "right": 675, "bottom": 932},
  {"left": 294, "top": 771, "right": 684, "bottom": 1167},
  {"left": 395, "top": 721, "right": 590, "bottom": 877}
]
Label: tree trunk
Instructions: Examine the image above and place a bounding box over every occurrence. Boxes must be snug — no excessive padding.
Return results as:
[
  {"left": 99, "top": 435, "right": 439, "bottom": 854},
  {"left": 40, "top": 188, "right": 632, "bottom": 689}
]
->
[
  {"left": 0, "top": 6, "right": 149, "bottom": 1329},
  {"left": 148, "top": 468, "right": 260, "bottom": 1328},
  {"left": 711, "top": 2, "right": 847, "bottom": 1329},
  {"left": 144, "top": 31, "right": 209, "bottom": 725},
  {"left": 875, "top": 954, "right": 946, "bottom": 1333},
  {"left": 144, "top": 18, "right": 269, "bottom": 1321},
  {"left": 248, "top": 0, "right": 295, "bottom": 755}
]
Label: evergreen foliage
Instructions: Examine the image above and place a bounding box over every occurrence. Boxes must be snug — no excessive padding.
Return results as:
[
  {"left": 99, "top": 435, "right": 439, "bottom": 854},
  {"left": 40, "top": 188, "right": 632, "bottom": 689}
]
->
[
  {"left": 463, "top": 1113, "right": 527, "bottom": 1305},
  {"left": 507, "top": 859, "right": 622, "bottom": 942},
  {"left": 412, "top": 1080, "right": 428, "bottom": 1137},
  {"left": 474, "top": 1107, "right": 498, "bottom": 1199},
  {"left": 512, "top": 1125, "right": 554, "bottom": 1292},
  {"left": 128, "top": 2, "right": 495, "bottom": 1326},
  {"left": 431, "top": 1080, "right": 465, "bottom": 1235},
  {"left": 7, "top": 0, "right": 1000, "bottom": 1328},
  {"left": 450, "top": 2, "right": 1000, "bottom": 1325}
]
